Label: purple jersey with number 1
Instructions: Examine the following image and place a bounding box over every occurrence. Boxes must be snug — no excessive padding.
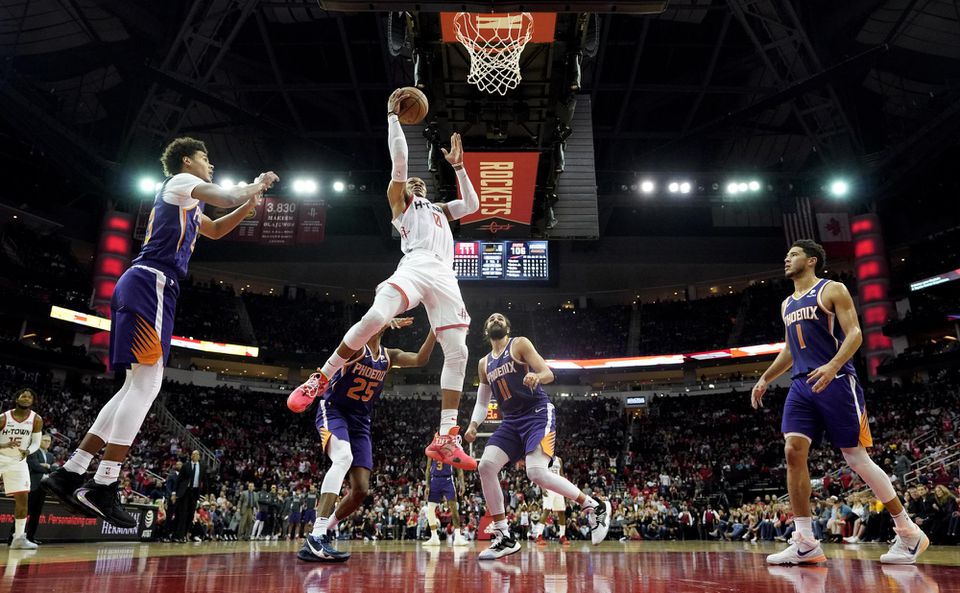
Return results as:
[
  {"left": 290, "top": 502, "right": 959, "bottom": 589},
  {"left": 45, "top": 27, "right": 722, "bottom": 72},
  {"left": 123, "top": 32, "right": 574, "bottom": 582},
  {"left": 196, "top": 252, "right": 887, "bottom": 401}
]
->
[{"left": 780, "top": 278, "right": 871, "bottom": 449}]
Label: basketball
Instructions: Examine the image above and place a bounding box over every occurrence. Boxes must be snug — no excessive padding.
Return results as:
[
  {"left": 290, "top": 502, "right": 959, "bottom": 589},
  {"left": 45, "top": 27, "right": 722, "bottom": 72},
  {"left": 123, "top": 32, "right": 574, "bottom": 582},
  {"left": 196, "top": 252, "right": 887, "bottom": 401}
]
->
[{"left": 396, "top": 86, "right": 429, "bottom": 125}]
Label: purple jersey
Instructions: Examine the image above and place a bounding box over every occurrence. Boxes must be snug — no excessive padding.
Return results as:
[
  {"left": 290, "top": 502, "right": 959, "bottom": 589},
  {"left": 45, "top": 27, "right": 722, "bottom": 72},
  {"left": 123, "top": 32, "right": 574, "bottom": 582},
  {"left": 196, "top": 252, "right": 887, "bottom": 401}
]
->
[
  {"left": 321, "top": 344, "right": 390, "bottom": 416},
  {"left": 485, "top": 337, "right": 550, "bottom": 418},
  {"left": 132, "top": 173, "right": 206, "bottom": 280},
  {"left": 430, "top": 459, "right": 453, "bottom": 479},
  {"left": 782, "top": 278, "right": 856, "bottom": 379}
]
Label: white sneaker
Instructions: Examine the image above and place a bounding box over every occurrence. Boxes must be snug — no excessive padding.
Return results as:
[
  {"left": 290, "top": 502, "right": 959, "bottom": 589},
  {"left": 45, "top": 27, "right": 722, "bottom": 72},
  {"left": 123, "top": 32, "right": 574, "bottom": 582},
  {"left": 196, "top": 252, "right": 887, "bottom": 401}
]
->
[
  {"left": 880, "top": 527, "right": 929, "bottom": 564},
  {"left": 10, "top": 536, "right": 38, "bottom": 550},
  {"left": 766, "top": 533, "right": 827, "bottom": 565},
  {"left": 586, "top": 500, "right": 612, "bottom": 545},
  {"left": 478, "top": 530, "right": 520, "bottom": 560},
  {"left": 424, "top": 532, "right": 441, "bottom": 546},
  {"left": 843, "top": 535, "right": 860, "bottom": 544},
  {"left": 453, "top": 532, "right": 470, "bottom": 546}
]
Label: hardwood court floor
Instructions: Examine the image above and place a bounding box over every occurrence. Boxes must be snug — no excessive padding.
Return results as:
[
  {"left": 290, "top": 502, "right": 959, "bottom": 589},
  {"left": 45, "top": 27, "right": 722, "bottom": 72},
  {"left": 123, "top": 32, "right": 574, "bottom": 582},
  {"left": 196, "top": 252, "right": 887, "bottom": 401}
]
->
[{"left": 2, "top": 539, "right": 958, "bottom": 592}]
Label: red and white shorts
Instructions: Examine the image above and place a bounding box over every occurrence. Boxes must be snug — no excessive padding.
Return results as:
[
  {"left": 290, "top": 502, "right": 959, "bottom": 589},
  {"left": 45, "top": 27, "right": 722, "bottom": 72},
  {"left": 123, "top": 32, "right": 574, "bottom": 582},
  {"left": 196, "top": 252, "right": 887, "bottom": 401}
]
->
[{"left": 379, "top": 251, "right": 470, "bottom": 332}]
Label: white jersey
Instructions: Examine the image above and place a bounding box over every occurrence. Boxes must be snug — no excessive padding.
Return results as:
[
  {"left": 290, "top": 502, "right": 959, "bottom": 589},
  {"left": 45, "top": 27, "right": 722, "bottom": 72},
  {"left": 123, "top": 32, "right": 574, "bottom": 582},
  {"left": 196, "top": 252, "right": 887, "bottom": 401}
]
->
[
  {"left": 393, "top": 196, "right": 454, "bottom": 267},
  {"left": 0, "top": 410, "right": 35, "bottom": 462}
]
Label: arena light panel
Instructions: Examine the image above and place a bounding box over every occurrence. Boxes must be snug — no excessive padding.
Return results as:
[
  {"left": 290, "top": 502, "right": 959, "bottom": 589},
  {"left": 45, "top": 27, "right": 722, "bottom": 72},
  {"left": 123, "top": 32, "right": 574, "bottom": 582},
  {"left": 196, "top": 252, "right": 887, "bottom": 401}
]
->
[
  {"left": 50, "top": 306, "right": 259, "bottom": 358},
  {"left": 910, "top": 268, "right": 960, "bottom": 292},
  {"left": 546, "top": 343, "right": 786, "bottom": 370}
]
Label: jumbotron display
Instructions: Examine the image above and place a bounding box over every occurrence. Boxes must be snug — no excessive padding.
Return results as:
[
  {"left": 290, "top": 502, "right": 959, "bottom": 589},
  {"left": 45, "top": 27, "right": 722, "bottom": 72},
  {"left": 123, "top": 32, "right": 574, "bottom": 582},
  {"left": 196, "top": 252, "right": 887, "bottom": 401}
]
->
[{"left": 453, "top": 240, "right": 549, "bottom": 281}]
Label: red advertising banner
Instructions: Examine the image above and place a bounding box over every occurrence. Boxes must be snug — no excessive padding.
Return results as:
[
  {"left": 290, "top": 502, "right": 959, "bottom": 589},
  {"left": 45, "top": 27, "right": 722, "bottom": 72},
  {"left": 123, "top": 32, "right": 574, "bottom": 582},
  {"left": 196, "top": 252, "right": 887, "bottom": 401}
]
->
[
  {"left": 439, "top": 13, "right": 557, "bottom": 44},
  {"left": 458, "top": 152, "right": 539, "bottom": 238},
  {"left": 230, "top": 198, "right": 264, "bottom": 242},
  {"left": 296, "top": 199, "right": 326, "bottom": 244},
  {"left": 260, "top": 197, "right": 299, "bottom": 245}
]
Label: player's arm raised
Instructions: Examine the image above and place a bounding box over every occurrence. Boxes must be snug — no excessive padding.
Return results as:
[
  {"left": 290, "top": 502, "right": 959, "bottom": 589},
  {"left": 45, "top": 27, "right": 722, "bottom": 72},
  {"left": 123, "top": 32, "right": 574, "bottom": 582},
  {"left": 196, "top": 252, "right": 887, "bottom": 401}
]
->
[
  {"left": 192, "top": 172, "right": 278, "bottom": 209},
  {"left": 199, "top": 195, "right": 262, "bottom": 240},
  {"left": 807, "top": 281, "right": 862, "bottom": 393},
  {"left": 387, "top": 323, "right": 437, "bottom": 368},
  {"left": 465, "top": 356, "right": 491, "bottom": 443},
  {"left": 752, "top": 298, "right": 793, "bottom": 409},
  {"left": 512, "top": 336, "right": 554, "bottom": 390},
  {"left": 439, "top": 133, "right": 480, "bottom": 222},
  {"left": 386, "top": 89, "right": 412, "bottom": 220}
]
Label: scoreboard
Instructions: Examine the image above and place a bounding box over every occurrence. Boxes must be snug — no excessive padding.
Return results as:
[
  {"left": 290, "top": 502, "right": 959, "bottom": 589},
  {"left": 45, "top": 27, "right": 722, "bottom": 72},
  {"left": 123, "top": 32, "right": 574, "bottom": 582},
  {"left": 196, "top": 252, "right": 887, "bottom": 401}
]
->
[{"left": 453, "top": 241, "right": 549, "bottom": 281}]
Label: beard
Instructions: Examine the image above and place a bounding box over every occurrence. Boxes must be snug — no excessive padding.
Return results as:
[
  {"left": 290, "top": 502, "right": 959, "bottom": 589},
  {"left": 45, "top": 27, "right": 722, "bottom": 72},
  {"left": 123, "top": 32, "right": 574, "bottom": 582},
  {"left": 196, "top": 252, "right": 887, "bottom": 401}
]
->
[{"left": 487, "top": 326, "right": 508, "bottom": 340}]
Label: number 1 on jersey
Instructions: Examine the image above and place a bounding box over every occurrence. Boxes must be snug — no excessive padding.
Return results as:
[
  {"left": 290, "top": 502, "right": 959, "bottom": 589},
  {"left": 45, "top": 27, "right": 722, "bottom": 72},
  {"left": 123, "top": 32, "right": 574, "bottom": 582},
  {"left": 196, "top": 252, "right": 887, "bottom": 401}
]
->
[{"left": 795, "top": 324, "right": 807, "bottom": 349}]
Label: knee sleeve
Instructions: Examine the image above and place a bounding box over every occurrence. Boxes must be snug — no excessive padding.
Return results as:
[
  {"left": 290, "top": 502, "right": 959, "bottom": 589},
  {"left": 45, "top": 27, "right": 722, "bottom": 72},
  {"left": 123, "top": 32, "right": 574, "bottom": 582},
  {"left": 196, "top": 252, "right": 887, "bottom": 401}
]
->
[
  {"left": 478, "top": 446, "right": 509, "bottom": 516},
  {"left": 437, "top": 328, "right": 468, "bottom": 391},
  {"left": 104, "top": 362, "right": 164, "bottom": 446},
  {"left": 842, "top": 447, "right": 896, "bottom": 502},
  {"left": 343, "top": 285, "right": 405, "bottom": 351},
  {"left": 88, "top": 369, "right": 135, "bottom": 440},
  {"left": 525, "top": 448, "right": 582, "bottom": 501},
  {"left": 321, "top": 436, "right": 353, "bottom": 495}
]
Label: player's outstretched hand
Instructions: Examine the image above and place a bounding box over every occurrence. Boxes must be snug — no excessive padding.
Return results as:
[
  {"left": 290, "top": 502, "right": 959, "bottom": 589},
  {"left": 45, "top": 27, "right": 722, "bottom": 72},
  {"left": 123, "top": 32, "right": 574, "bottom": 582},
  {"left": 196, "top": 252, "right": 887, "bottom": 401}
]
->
[
  {"left": 254, "top": 171, "right": 279, "bottom": 192},
  {"left": 751, "top": 378, "right": 767, "bottom": 409},
  {"left": 388, "top": 317, "right": 414, "bottom": 330},
  {"left": 464, "top": 423, "right": 478, "bottom": 443},
  {"left": 387, "top": 88, "right": 410, "bottom": 116},
  {"left": 441, "top": 133, "right": 463, "bottom": 167}
]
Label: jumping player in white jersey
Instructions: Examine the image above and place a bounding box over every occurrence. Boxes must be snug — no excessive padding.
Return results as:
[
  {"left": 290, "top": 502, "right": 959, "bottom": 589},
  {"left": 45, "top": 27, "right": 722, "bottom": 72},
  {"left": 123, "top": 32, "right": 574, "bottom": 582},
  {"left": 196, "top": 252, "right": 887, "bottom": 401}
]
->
[
  {"left": 289, "top": 89, "right": 480, "bottom": 471},
  {"left": 1, "top": 388, "right": 43, "bottom": 550}
]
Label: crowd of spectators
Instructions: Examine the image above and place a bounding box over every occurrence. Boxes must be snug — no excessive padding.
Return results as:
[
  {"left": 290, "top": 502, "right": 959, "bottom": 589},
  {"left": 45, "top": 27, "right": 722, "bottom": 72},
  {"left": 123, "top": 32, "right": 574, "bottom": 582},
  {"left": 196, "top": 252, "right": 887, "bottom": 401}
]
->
[
  {"left": 636, "top": 294, "right": 739, "bottom": 355},
  {"left": 3, "top": 360, "right": 957, "bottom": 545},
  {"left": 174, "top": 279, "right": 249, "bottom": 344},
  {"left": 0, "top": 221, "right": 91, "bottom": 312}
]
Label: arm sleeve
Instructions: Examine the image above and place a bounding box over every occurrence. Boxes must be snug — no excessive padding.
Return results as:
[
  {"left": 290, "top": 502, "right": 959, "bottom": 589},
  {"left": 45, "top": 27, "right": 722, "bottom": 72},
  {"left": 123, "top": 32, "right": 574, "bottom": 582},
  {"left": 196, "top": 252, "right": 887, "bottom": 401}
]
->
[
  {"left": 388, "top": 114, "right": 408, "bottom": 182},
  {"left": 27, "top": 431, "right": 41, "bottom": 455},
  {"left": 470, "top": 383, "right": 493, "bottom": 427},
  {"left": 445, "top": 168, "right": 480, "bottom": 220}
]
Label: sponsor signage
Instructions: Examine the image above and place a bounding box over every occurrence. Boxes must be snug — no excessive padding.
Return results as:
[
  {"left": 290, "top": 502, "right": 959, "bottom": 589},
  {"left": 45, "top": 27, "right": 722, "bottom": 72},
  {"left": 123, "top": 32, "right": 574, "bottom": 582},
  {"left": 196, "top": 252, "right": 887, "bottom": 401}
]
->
[
  {"left": 458, "top": 153, "right": 540, "bottom": 238},
  {"left": 0, "top": 498, "right": 157, "bottom": 542}
]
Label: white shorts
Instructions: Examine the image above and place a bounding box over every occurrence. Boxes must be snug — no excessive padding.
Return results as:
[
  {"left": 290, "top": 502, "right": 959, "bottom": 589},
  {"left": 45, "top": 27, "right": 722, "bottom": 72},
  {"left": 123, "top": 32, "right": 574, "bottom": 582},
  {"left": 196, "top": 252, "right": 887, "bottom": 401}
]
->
[
  {"left": 0, "top": 459, "right": 30, "bottom": 495},
  {"left": 543, "top": 492, "right": 566, "bottom": 512},
  {"left": 379, "top": 251, "right": 470, "bottom": 331}
]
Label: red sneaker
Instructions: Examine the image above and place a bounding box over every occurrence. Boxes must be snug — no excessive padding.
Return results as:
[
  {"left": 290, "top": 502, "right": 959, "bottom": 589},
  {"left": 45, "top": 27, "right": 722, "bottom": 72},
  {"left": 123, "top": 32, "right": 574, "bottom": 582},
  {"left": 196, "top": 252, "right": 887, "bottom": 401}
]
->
[
  {"left": 559, "top": 535, "right": 570, "bottom": 546},
  {"left": 536, "top": 534, "right": 546, "bottom": 546},
  {"left": 287, "top": 372, "right": 328, "bottom": 413},
  {"left": 425, "top": 427, "right": 477, "bottom": 471}
]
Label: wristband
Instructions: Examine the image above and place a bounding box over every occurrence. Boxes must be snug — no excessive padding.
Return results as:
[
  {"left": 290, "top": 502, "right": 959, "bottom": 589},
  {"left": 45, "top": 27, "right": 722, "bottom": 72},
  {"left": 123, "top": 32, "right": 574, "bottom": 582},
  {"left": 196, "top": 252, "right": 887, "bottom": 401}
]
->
[{"left": 387, "top": 113, "right": 399, "bottom": 121}]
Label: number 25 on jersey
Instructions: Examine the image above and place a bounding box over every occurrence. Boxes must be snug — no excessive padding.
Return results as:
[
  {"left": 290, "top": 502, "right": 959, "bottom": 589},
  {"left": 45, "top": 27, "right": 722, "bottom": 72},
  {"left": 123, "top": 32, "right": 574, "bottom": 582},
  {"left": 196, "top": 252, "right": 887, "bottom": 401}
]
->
[{"left": 346, "top": 377, "right": 380, "bottom": 402}]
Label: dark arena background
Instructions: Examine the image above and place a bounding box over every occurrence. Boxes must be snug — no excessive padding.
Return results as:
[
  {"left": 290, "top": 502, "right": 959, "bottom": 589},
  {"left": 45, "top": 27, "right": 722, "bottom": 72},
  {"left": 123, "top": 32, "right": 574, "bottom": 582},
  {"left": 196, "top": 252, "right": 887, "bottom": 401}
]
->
[{"left": 1, "top": 0, "right": 959, "bottom": 591}]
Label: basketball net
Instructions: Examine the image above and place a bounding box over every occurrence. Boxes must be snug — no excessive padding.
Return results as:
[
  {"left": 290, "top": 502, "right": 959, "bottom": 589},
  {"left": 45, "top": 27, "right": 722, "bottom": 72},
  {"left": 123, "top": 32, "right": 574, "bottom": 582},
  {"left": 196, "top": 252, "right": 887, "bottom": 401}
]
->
[{"left": 453, "top": 12, "right": 534, "bottom": 96}]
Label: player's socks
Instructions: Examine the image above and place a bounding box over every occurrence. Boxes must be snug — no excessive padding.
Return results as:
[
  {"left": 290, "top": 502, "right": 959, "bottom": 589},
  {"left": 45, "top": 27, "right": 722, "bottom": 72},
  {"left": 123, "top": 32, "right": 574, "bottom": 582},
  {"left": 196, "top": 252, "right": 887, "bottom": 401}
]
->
[
  {"left": 579, "top": 495, "right": 599, "bottom": 509},
  {"left": 891, "top": 510, "right": 916, "bottom": 531},
  {"left": 93, "top": 460, "right": 122, "bottom": 485},
  {"left": 327, "top": 514, "right": 340, "bottom": 532},
  {"left": 794, "top": 516, "right": 814, "bottom": 539},
  {"left": 313, "top": 516, "right": 330, "bottom": 537},
  {"left": 494, "top": 519, "right": 510, "bottom": 536},
  {"left": 13, "top": 518, "right": 26, "bottom": 538},
  {"left": 320, "top": 353, "right": 349, "bottom": 380},
  {"left": 559, "top": 524, "right": 566, "bottom": 537},
  {"left": 439, "top": 409, "right": 457, "bottom": 435},
  {"left": 63, "top": 449, "right": 94, "bottom": 475}
]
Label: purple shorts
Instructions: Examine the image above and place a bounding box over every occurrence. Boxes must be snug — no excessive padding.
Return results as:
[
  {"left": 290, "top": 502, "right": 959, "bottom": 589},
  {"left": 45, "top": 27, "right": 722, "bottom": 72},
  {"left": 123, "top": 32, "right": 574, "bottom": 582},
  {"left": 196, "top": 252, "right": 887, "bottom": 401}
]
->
[
  {"left": 316, "top": 400, "right": 374, "bottom": 470},
  {"left": 301, "top": 509, "right": 316, "bottom": 524},
  {"left": 428, "top": 477, "right": 456, "bottom": 503},
  {"left": 782, "top": 375, "right": 873, "bottom": 449},
  {"left": 486, "top": 403, "right": 556, "bottom": 463},
  {"left": 289, "top": 511, "right": 301, "bottom": 524},
  {"left": 109, "top": 265, "right": 179, "bottom": 369}
]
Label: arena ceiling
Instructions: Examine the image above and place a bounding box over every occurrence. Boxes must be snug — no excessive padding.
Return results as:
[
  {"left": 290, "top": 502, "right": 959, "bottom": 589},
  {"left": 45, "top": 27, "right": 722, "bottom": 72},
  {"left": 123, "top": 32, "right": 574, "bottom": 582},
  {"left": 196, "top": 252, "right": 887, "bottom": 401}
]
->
[{"left": 0, "top": 0, "right": 958, "bottom": 236}]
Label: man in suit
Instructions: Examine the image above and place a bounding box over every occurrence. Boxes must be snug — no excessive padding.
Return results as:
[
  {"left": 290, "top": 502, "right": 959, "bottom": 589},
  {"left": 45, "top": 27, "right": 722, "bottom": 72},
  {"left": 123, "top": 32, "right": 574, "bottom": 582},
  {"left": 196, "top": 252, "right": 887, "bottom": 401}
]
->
[
  {"left": 25, "top": 434, "right": 56, "bottom": 544},
  {"left": 172, "top": 450, "right": 206, "bottom": 542},
  {"left": 237, "top": 482, "right": 259, "bottom": 540}
]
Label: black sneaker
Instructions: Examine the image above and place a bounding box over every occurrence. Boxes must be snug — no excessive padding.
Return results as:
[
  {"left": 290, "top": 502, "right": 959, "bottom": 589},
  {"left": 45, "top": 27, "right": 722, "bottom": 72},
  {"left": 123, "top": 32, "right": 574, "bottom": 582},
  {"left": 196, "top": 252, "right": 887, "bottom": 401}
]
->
[
  {"left": 41, "top": 468, "right": 96, "bottom": 518},
  {"left": 478, "top": 530, "right": 521, "bottom": 560},
  {"left": 73, "top": 479, "right": 138, "bottom": 528}
]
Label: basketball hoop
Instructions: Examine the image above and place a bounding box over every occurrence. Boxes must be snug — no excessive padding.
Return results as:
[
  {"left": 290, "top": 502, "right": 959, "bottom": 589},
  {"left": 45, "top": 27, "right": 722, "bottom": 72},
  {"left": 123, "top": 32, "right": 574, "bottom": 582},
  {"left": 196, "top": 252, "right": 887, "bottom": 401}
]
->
[{"left": 453, "top": 12, "right": 534, "bottom": 96}]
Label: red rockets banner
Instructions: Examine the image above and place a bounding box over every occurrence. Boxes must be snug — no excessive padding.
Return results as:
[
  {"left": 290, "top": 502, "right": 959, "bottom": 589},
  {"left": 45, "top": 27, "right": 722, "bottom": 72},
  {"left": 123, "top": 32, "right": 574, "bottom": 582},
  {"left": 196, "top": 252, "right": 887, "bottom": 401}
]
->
[{"left": 458, "top": 152, "right": 540, "bottom": 238}]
